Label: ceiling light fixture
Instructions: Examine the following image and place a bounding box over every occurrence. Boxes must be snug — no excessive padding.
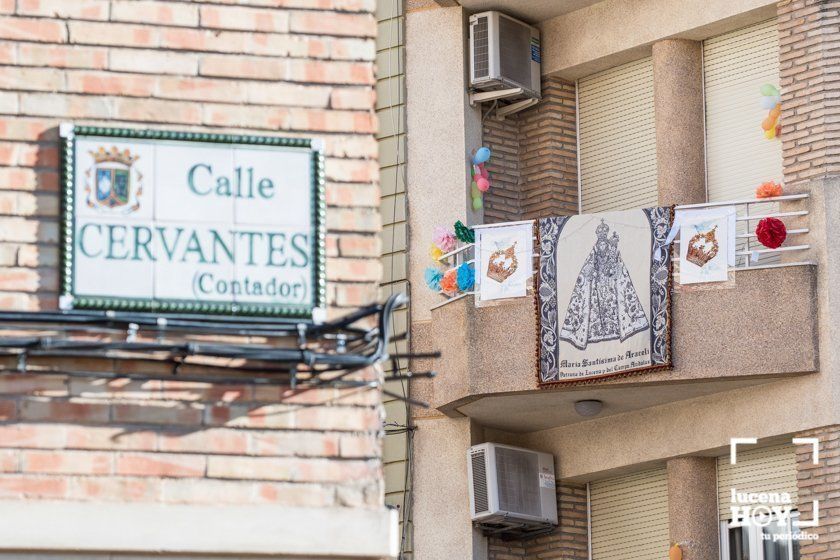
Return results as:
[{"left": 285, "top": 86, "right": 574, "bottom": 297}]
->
[{"left": 574, "top": 399, "right": 603, "bottom": 417}]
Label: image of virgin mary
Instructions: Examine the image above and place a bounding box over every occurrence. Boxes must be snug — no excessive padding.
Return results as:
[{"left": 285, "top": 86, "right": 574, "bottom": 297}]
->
[{"left": 559, "top": 220, "right": 649, "bottom": 350}]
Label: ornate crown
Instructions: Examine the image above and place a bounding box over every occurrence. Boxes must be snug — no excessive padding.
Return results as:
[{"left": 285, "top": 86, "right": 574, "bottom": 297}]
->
[
  {"left": 89, "top": 146, "right": 139, "bottom": 166},
  {"left": 686, "top": 226, "right": 719, "bottom": 268},
  {"left": 596, "top": 220, "right": 609, "bottom": 240},
  {"left": 486, "top": 242, "right": 518, "bottom": 284}
]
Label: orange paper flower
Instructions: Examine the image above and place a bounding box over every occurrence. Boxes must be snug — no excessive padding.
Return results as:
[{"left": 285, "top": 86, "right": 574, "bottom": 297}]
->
[
  {"left": 756, "top": 181, "right": 783, "bottom": 199},
  {"left": 440, "top": 268, "right": 459, "bottom": 296}
]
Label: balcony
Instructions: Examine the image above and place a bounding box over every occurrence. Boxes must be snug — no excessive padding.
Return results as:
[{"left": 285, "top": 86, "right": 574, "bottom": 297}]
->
[{"left": 426, "top": 195, "right": 818, "bottom": 431}]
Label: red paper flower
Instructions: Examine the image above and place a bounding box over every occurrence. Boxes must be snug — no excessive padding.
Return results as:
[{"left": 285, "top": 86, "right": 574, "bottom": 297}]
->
[{"left": 756, "top": 217, "right": 786, "bottom": 249}]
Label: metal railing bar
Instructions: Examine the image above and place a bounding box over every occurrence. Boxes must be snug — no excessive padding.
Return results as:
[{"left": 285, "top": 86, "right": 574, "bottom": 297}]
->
[
  {"left": 735, "top": 244, "right": 810, "bottom": 256},
  {"left": 675, "top": 193, "right": 809, "bottom": 209},
  {"left": 737, "top": 210, "right": 808, "bottom": 221}
]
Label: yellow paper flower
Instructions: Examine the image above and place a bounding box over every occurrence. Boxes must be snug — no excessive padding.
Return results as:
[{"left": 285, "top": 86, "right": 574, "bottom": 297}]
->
[{"left": 430, "top": 243, "right": 443, "bottom": 261}]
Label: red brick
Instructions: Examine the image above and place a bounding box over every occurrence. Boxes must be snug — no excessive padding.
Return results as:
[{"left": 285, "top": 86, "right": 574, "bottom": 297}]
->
[
  {"left": 158, "top": 429, "right": 248, "bottom": 455},
  {"left": 0, "top": 267, "right": 57, "bottom": 291},
  {"left": 67, "top": 21, "right": 159, "bottom": 48},
  {"left": 288, "top": 59, "right": 374, "bottom": 85},
  {"left": 0, "top": 374, "right": 66, "bottom": 396},
  {"left": 22, "top": 450, "right": 112, "bottom": 475},
  {"left": 0, "top": 399, "right": 15, "bottom": 420},
  {"left": 156, "top": 76, "right": 246, "bottom": 103},
  {"left": 160, "top": 478, "right": 254, "bottom": 504},
  {"left": 206, "top": 455, "right": 377, "bottom": 482},
  {"left": 0, "top": 16, "right": 67, "bottom": 43},
  {"left": 0, "top": 0, "right": 12, "bottom": 14},
  {"left": 110, "top": 48, "right": 198, "bottom": 75},
  {"left": 112, "top": 402, "right": 203, "bottom": 426},
  {"left": 17, "top": 0, "right": 109, "bottom": 19},
  {"left": 331, "top": 87, "right": 375, "bottom": 110},
  {"left": 66, "top": 71, "right": 156, "bottom": 97},
  {"left": 249, "top": 431, "right": 340, "bottom": 457},
  {"left": 0, "top": 475, "right": 67, "bottom": 499},
  {"left": 199, "top": 54, "right": 286, "bottom": 81},
  {"left": 116, "top": 453, "right": 206, "bottom": 478},
  {"left": 69, "top": 476, "right": 160, "bottom": 502},
  {"left": 65, "top": 425, "right": 157, "bottom": 451},
  {"left": 0, "top": 449, "right": 17, "bottom": 472},
  {"left": 20, "top": 399, "right": 110, "bottom": 423},
  {"left": 18, "top": 44, "right": 107, "bottom": 69},
  {"left": 111, "top": 0, "right": 198, "bottom": 26},
  {"left": 289, "top": 11, "right": 375, "bottom": 38},
  {"left": 199, "top": 5, "right": 289, "bottom": 33},
  {"left": 113, "top": 97, "right": 202, "bottom": 124},
  {"left": 254, "top": 481, "right": 335, "bottom": 506}
]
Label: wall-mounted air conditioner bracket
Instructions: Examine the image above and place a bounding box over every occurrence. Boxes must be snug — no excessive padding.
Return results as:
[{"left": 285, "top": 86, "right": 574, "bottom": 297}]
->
[
  {"left": 469, "top": 87, "right": 524, "bottom": 106},
  {"left": 470, "top": 88, "right": 540, "bottom": 120},
  {"left": 474, "top": 519, "right": 557, "bottom": 541}
]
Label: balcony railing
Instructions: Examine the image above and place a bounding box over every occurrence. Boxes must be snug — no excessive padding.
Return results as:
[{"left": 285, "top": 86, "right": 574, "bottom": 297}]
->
[{"left": 431, "top": 194, "right": 812, "bottom": 309}]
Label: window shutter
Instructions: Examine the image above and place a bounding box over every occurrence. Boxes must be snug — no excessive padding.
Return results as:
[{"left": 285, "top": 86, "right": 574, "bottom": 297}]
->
[
  {"left": 590, "top": 466, "right": 669, "bottom": 560},
  {"left": 717, "top": 443, "right": 798, "bottom": 521},
  {"left": 578, "top": 57, "right": 657, "bottom": 214},
  {"left": 704, "top": 19, "right": 782, "bottom": 202}
]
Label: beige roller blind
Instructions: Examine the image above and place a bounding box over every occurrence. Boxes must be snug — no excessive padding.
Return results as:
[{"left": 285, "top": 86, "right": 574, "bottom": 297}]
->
[
  {"left": 704, "top": 19, "right": 782, "bottom": 202},
  {"left": 717, "top": 443, "right": 798, "bottom": 520},
  {"left": 590, "top": 466, "right": 669, "bottom": 560},
  {"left": 578, "top": 57, "right": 657, "bottom": 214}
]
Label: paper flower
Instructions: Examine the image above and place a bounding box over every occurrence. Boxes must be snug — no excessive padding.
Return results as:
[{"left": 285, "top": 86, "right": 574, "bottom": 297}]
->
[
  {"left": 454, "top": 220, "right": 475, "bottom": 243},
  {"left": 756, "top": 217, "right": 787, "bottom": 249},
  {"left": 433, "top": 226, "right": 457, "bottom": 253},
  {"left": 456, "top": 263, "right": 475, "bottom": 291},
  {"left": 756, "top": 181, "right": 783, "bottom": 199},
  {"left": 429, "top": 243, "right": 443, "bottom": 262},
  {"left": 440, "top": 268, "right": 459, "bottom": 296},
  {"left": 424, "top": 267, "right": 443, "bottom": 291}
]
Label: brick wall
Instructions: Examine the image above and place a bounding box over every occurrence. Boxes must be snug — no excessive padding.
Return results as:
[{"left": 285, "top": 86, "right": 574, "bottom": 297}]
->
[
  {"left": 777, "top": 0, "right": 840, "bottom": 185},
  {"left": 795, "top": 425, "right": 840, "bottom": 560},
  {"left": 0, "top": 0, "right": 385, "bottom": 537},
  {"left": 483, "top": 77, "right": 578, "bottom": 223},
  {"left": 488, "top": 482, "right": 589, "bottom": 560}
]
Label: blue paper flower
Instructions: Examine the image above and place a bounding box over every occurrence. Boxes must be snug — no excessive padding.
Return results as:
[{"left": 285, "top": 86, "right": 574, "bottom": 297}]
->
[
  {"left": 456, "top": 263, "right": 475, "bottom": 291},
  {"left": 424, "top": 267, "right": 443, "bottom": 291}
]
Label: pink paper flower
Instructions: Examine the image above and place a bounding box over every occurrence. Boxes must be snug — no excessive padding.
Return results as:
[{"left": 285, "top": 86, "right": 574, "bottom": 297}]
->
[{"left": 433, "top": 226, "right": 457, "bottom": 253}]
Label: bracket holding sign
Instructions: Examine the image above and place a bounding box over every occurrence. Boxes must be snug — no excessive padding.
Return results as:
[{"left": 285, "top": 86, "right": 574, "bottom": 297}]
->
[{"left": 59, "top": 124, "right": 326, "bottom": 321}]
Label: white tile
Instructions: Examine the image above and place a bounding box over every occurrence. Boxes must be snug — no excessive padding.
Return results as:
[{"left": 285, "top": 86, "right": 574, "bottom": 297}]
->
[
  {"left": 233, "top": 146, "right": 313, "bottom": 228},
  {"left": 154, "top": 141, "right": 235, "bottom": 224}
]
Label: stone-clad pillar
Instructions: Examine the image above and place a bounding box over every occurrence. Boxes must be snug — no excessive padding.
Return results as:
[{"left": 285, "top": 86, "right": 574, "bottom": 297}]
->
[
  {"left": 667, "top": 456, "right": 718, "bottom": 560},
  {"left": 652, "top": 39, "right": 706, "bottom": 206}
]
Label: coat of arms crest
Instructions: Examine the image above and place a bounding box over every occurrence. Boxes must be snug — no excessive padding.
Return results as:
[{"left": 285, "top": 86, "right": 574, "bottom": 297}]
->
[{"left": 85, "top": 146, "right": 142, "bottom": 213}]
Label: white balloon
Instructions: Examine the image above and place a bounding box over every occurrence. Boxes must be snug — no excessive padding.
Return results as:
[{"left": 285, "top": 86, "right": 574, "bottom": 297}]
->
[{"left": 760, "top": 96, "right": 777, "bottom": 110}]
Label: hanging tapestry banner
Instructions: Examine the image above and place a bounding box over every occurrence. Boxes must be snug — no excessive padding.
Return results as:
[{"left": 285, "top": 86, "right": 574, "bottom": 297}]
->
[
  {"left": 474, "top": 221, "right": 533, "bottom": 304},
  {"left": 538, "top": 208, "right": 672, "bottom": 384}
]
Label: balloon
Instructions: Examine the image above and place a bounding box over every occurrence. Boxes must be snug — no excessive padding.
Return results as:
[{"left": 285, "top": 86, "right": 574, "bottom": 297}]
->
[
  {"left": 776, "top": 123, "right": 781, "bottom": 137},
  {"left": 471, "top": 181, "right": 480, "bottom": 197},
  {"left": 472, "top": 195, "right": 483, "bottom": 211},
  {"left": 476, "top": 176, "right": 490, "bottom": 192},
  {"left": 478, "top": 164, "right": 489, "bottom": 179},
  {"left": 765, "top": 127, "right": 776, "bottom": 139},
  {"left": 760, "top": 83, "right": 779, "bottom": 97},
  {"left": 760, "top": 96, "right": 777, "bottom": 110},
  {"left": 473, "top": 147, "right": 491, "bottom": 164},
  {"left": 761, "top": 116, "right": 775, "bottom": 131}
]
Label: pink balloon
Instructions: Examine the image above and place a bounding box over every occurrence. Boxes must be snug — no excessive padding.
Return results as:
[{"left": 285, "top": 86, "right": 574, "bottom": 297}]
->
[
  {"left": 478, "top": 164, "right": 489, "bottom": 179},
  {"left": 476, "top": 176, "right": 490, "bottom": 192}
]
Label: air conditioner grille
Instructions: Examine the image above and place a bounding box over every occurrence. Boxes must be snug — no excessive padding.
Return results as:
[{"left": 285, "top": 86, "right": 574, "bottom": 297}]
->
[
  {"left": 472, "top": 16, "right": 489, "bottom": 79},
  {"left": 496, "top": 447, "right": 541, "bottom": 517},
  {"left": 471, "top": 450, "right": 489, "bottom": 514},
  {"left": 498, "top": 16, "right": 531, "bottom": 89}
]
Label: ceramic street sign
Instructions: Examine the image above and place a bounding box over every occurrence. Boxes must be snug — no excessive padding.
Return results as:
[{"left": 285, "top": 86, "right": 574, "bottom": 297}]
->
[{"left": 60, "top": 125, "right": 325, "bottom": 319}]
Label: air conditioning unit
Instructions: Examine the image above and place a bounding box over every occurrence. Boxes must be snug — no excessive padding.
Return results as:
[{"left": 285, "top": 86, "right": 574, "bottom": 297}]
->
[
  {"left": 469, "top": 11, "right": 541, "bottom": 99},
  {"left": 468, "top": 443, "right": 558, "bottom": 527}
]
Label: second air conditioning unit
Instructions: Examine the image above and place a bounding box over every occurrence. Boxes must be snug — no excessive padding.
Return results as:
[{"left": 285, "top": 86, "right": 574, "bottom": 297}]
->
[
  {"left": 468, "top": 11, "right": 541, "bottom": 100},
  {"left": 468, "top": 443, "right": 558, "bottom": 532}
]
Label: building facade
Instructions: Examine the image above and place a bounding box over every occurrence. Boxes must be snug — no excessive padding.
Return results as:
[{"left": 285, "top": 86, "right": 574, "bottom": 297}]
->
[
  {"left": 398, "top": 0, "right": 840, "bottom": 559},
  {"left": 0, "top": 1, "right": 396, "bottom": 559}
]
